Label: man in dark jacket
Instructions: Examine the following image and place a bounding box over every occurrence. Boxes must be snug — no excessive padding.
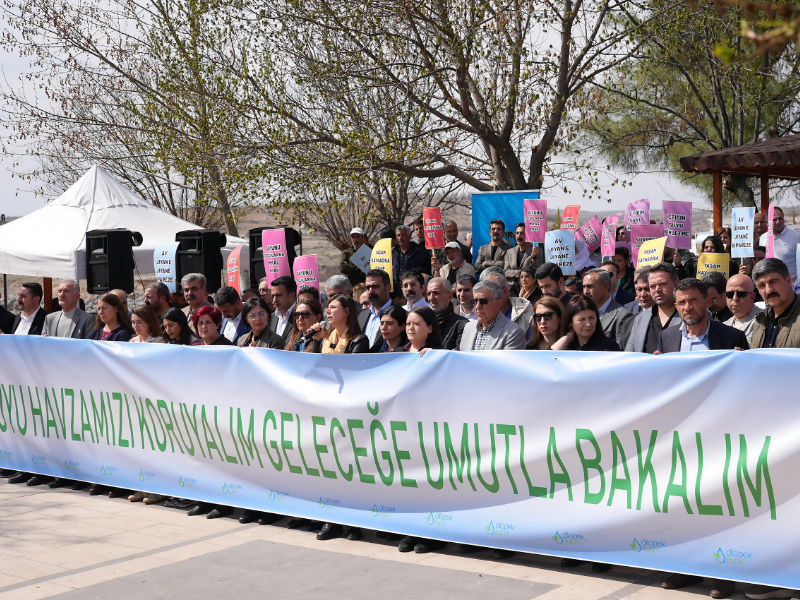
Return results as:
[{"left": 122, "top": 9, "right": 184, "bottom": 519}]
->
[
  {"left": 701, "top": 271, "right": 734, "bottom": 323},
  {"left": 657, "top": 278, "right": 749, "bottom": 353},
  {"left": 0, "top": 293, "right": 14, "bottom": 334},
  {"left": 391, "top": 225, "right": 430, "bottom": 292},
  {"left": 339, "top": 227, "right": 371, "bottom": 287},
  {"left": 426, "top": 277, "right": 467, "bottom": 350},
  {"left": 10, "top": 282, "right": 47, "bottom": 336}
]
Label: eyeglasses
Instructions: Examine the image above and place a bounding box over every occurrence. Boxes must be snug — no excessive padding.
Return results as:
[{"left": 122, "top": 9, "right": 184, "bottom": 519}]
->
[
  {"left": 533, "top": 311, "right": 556, "bottom": 322},
  {"left": 247, "top": 311, "right": 268, "bottom": 321},
  {"left": 293, "top": 311, "right": 314, "bottom": 319},
  {"left": 475, "top": 297, "right": 491, "bottom": 305},
  {"left": 725, "top": 291, "right": 752, "bottom": 299}
]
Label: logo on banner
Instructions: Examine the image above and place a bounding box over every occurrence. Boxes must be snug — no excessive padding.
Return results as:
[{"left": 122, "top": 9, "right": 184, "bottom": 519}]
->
[
  {"left": 714, "top": 547, "right": 752, "bottom": 566},
  {"left": 31, "top": 454, "right": 46, "bottom": 465},
  {"left": 318, "top": 496, "right": 340, "bottom": 509},
  {"left": 371, "top": 504, "right": 395, "bottom": 518},
  {"left": 139, "top": 470, "right": 156, "bottom": 482},
  {"left": 426, "top": 512, "right": 453, "bottom": 527},
  {"left": 100, "top": 465, "right": 117, "bottom": 476},
  {"left": 553, "top": 532, "right": 584, "bottom": 545},
  {"left": 222, "top": 483, "right": 243, "bottom": 495},
  {"left": 0, "top": 450, "right": 12, "bottom": 460},
  {"left": 269, "top": 490, "right": 288, "bottom": 502},
  {"left": 487, "top": 521, "right": 513, "bottom": 537},
  {"left": 631, "top": 538, "right": 666, "bottom": 553},
  {"left": 178, "top": 476, "right": 197, "bottom": 488},
  {"left": 64, "top": 459, "right": 79, "bottom": 471}
]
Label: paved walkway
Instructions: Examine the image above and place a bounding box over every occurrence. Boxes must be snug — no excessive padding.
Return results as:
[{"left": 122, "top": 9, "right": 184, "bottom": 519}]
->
[{"left": 0, "top": 483, "right": 742, "bottom": 600}]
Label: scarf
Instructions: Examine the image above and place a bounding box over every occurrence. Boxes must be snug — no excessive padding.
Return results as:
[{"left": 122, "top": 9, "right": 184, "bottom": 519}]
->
[{"left": 322, "top": 329, "right": 352, "bottom": 354}]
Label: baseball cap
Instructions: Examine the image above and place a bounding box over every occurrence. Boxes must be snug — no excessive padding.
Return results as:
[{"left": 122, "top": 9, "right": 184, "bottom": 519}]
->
[
  {"left": 445, "top": 241, "right": 460, "bottom": 249},
  {"left": 350, "top": 227, "right": 365, "bottom": 236}
]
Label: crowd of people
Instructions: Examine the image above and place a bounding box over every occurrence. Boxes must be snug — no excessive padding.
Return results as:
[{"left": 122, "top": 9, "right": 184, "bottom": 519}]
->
[{"left": 0, "top": 213, "right": 797, "bottom": 600}]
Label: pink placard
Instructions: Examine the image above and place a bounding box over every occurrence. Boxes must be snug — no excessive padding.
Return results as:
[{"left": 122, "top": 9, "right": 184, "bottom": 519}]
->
[
  {"left": 262, "top": 228, "right": 291, "bottom": 286},
  {"left": 630, "top": 224, "right": 664, "bottom": 266},
  {"left": 662, "top": 201, "right": 692, "bottom": 249},
  {"left": 576, "top": 215, "right": 602, "bottom": 253},
  {"left": 560, "top": 205, "right": 581, "bottom": 231},
  {"left": 767, "top": 204, "right": 775, "bottom": 233},
  {"left": 765, "top": 204, "right": 775, "bottom": 257},
  {"left": 523, "top": 199, "right": 547, "bottom": 243},
  {"left": 601, "top": 213, "right": 621, "bottom": 257},
  {"left": 624, "top": 198, "right": 651, "bottom": 242},
  {"left": 225, "top": 244, "right": 243, "bottom": 294},
  {"left": 293, "top": 254, "right": 319, "bottom": 290}
]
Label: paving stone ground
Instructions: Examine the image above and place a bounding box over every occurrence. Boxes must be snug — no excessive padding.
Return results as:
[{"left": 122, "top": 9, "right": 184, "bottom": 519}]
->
[{"left": 0, "top": 482, "right": 744, "bottom": 600}]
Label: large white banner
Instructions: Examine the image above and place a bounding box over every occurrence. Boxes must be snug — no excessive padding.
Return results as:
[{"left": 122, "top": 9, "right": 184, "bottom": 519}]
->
[{"left": 0, "top": 337, "right": 795, "bottom": 586}]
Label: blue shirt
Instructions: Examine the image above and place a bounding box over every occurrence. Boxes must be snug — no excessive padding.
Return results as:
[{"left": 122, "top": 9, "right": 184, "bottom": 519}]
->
[
  {"left": 365, "top": 299, "right": 392, "bottom": 345},
  {"left": 678, "top": 317, "right": 711, "bottom": 352}
]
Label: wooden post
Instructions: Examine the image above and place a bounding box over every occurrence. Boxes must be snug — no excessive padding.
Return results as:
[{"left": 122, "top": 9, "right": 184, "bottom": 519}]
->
[
  {"left": 713, "top": 170, "right": 722, "bottom": 231},
  {"left": 43, "top": 278, "right": 52, "bottom": 312},
  {"left": 761, "top": 172, "right": 769, "bottom": 213}
]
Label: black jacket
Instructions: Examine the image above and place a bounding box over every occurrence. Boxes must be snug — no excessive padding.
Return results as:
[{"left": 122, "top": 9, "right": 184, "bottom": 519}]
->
[
  {"left": 566, "top": 335, "right": 620, "bottom": 351},
  {"left": 237, "top": 328, "right": 286, "bottom": 349},
  {"left": 657, "top": 319, "right": 749, "bottom": 353},
  {"left": 312, "top": 333, "right": 369, "bottom": 354},
  {"left": 268, "top": 313, "right": 294, "bottom": 345},
  {"left": 11, "top": 309, "right": 48, "bottom": 336},
  {"left": 437, "top": 309, "right": 467, "bottom": 350},
  {"left": 0, "top": 306, "right": 14, "bottom": 334},
  {"left": 87, "top": 326, "right": 133, "bottom": 341},
  {"left": 391, "top": 241, "right": 430, "bottom": 290}
]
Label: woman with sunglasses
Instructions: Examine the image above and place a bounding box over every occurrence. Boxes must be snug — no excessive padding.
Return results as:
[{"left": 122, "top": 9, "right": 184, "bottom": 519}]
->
[
  {"left": 286, "top": 299, "right": 324, "bottom": 352},
  {"left": 526, "top": 296, "right": 565, "bottom": 350},
  {"left": 552, "top": 295, "right": 620, "bottom": 351},
  {"left": 237, "top": 297, "right": 285, "bottom": 348},
  {"left": 371, "top": 304, "right": 408, "bottom": 352}
]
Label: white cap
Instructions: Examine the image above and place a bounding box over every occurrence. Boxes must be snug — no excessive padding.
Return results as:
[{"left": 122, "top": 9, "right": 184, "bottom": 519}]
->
[
  {"left": 350, "top": 227, "right": 365, "bottom": 236},
  {"left": 444, "top": 241, "right": 460, "bottom": 249}
]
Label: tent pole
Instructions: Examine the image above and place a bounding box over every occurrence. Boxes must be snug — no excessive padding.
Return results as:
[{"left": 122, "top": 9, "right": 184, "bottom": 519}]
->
[
  {"left": 43, "top": 278, "right": 53, "bottom": 312},
  {"left": 713, "top": 171, "right": 722, "bottom": 231},
  {"left": 3, "top": 274, "right": 6, "bottom": 309}
]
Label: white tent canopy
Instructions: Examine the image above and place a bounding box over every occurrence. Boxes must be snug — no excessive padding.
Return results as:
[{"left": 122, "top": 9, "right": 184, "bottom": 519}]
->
[{"left": 0, "top": 166, "right": 248, "bottom": 281}]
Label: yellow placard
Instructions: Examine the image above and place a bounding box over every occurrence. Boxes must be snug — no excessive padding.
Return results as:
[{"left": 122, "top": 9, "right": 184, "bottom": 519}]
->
[
  {"left": 370, "top": 238, "right": 394, "bottom": 290},
  {"left": 636, "top": 236, "right": 667, "bottom": 269},
  {"left": 697, "top": 253, "right": 730, "bottom": 278}
]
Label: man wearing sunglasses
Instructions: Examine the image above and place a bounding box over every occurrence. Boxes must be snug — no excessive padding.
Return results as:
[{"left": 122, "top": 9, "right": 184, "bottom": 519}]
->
[
  {"left": 723, "top": 274, "right": 761, "bottom": 345},
  {"left": 459, "top": 280, "right": 525, "bottom": 350},
  {"left": 758, "top": 206, "right": 800, "bottom": 281}
]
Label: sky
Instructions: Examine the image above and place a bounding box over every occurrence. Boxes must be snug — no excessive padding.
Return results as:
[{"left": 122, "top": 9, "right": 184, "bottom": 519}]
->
[{"left": 0, "top": 42, "right": 711, "bottom": 219}]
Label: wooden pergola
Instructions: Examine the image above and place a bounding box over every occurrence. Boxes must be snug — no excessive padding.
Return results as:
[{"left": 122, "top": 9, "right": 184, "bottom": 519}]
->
[{"left": 680, "top": 135, "right": 800, "bottom": 230}]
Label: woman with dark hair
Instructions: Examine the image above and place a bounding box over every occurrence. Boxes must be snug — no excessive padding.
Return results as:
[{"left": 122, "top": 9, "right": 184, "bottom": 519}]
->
[
  {"left": 616, "top": 225, "right": 627, "bottom": 242},
  {"left": 162, "top": 307, "right": 196, "bottom": 345},
  {"left": 518, "top": 264, "right": 541, "bottom": 303},
  {"left": 286, "top": 299, "right": 324, "bottom": 352},
  {"left": 371, "top": 304, "right": 408, "bottom": 352},
  {"left": 87, "top": 293, "right": 133, "bottom": 341},
  {"left": 526, "top": 296, "right": 565, "bottom": 350},
  {"left": 700, "top": 235, "right": 737, "bottom": 276},
  {"left": 552, "top": 296, "right": 619, "bottom": 351},
  {"left": 237, "top": 297, "right": 284, "bottom": 348},
  {"left": 130, "top": 306, "right": 164, "bottom": 343},
  {"left": 309, "top": 296, "right": 369, "bottom": 354},
  {"left": 394, "top": 306, "right": 441, "bottom": 352},
  {"left": 191, "top": 306, "right": 233, "bottom": 346},
  {"left": 715, "top": 227, "right": 732, "bottom": 253}
]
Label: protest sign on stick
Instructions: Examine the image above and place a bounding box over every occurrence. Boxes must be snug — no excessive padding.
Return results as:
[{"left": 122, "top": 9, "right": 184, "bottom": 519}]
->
[
  {"left": 423, "top": 207, "right": 445, "bottom": 249},
  {"left": 630, "top": 224, "right": 663, "bottom": 266},
  {"left": 731, "top": 207, "right": 755, "bottom": 259},
  {"left": 370, "top": 238, "right": 393, "bottom": 289},
  {"left": 293, "top": 255, "right": 319, "bottom": 290},
  {"left": 545, "top": 229, "right": 576, "bottom": 275},
  {"left": 636, "top": 237, "right": 667, "bottom": 269},
  {"left": 662, "top": 201, "right": 692, "bottom": 249},
  {"left": 524, "top": 199, "right": 547, "bottom": 243},
  {"left": 624, "top": 199, "right": 650, "bottom": 242},
  {"left": 601, "top": 214, "right": 621, "bottom": 258},
  {"left": 561, "top": 205, "right": 580, "bottom": 231},
  {"left": 576, "top": 215, "right": 602, "bottom": 253},
  {"left": 262, "top": 229, "right": 291, "bottom": 286},
  {"left": 697, "top": 253, "right": 730, "bottom": 278},
  {"left": 154, "top": 242, "right": 179, "bottom": 293},
  {"left": 225, "top": 244, "right": 243, "bottom": 293}
]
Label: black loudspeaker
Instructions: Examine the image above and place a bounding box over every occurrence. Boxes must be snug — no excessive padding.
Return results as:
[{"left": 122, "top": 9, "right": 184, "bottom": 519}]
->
[
  {"left": 248, "top": 226, "right": 303, "bottom": 288},
  {"left": 175, "top": 229, "right": 227, "bottom": 293},
  {"left": 86, "top": 229, "right": 141, "bottom": 294}
]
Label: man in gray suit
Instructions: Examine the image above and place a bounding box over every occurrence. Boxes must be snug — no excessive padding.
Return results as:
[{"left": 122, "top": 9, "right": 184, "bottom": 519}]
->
[
  {"left": 475, "top": 219, "right": 512, "bottom": 275},
  {"left": 582, "top": 269, "right": 633, "bottom": 350},
  {"left": 625, "top": 263, "right": 681, "bottom": 353},
  {"left": 42, "top": 280, "right": 95, "bottom": 339},
  {"left": 504, "top": 223, "right": 543, "bottom": 284},
  {"left": 460, "top": 280, "right": 525, "bottom": 350}
]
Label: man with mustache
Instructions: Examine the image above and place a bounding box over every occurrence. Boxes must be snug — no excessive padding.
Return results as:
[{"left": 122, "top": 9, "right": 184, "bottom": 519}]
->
[
  {"left": 401, "top": 269, "right": 429, "bottom": 311},
  {"left": 9, "top": 282, "right": 46, "bottom": 336},
  {"left": 475, "top": 219, "right": 512, "bottom": 275},
  {"left": 181, "top": 273, "right": 211, "bottom": 335},
  {"left": 358, "top": 269, "right": 392, "bottom": 346},
  {"left": 751, "top": 258, "right": 800, "bottom": 348}
]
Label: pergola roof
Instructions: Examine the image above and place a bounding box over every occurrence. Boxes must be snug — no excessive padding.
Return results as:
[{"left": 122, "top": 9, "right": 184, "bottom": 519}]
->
[{"left": 679, "top": 135, "right": 800, "bottom": 179}]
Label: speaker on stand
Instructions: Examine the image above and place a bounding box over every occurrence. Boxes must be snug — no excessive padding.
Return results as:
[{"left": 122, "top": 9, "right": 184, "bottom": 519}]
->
[
  {"left": 86, "top": 229, "right": 143, "bottom": 294},
  {"left": 175, "top": 229, "right": 228, "bottom": 293}
]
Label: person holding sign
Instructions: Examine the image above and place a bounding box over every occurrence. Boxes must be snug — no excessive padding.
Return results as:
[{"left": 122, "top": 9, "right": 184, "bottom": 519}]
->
[
  {"left": 392, "top": 225, "right": 430, "bottom": 291},
  {"left": 339, "top": 227, "right": 372, "bottom": 287},
  {"left": 504, "top": 223, "right": 541, "bottom": 284},
  {"left": 759, "top": 206, "right": 800, "bottom": 280},
  {"left": 655, "top": 279, "right": 748, "bottom": 353}
]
